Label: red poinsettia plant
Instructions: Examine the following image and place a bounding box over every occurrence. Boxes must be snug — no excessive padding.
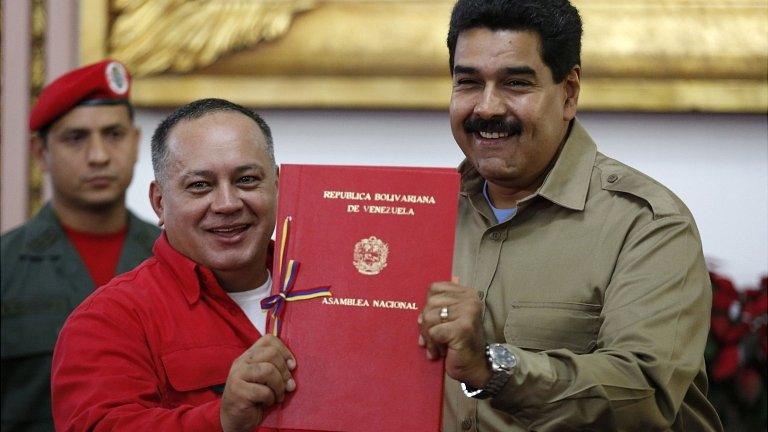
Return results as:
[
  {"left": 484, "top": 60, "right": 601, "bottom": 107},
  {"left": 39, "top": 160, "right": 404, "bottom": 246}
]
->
[{"left": 706, "top": 272, "right": 767, "bottom": 430}]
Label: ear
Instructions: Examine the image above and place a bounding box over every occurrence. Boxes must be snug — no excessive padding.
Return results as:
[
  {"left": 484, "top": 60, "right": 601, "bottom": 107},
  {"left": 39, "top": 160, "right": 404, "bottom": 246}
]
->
[
  {"left": 30, "top": 134, "right": 49, "bottom": 172},
  {"left": 149, "top": 180, "right": 165, "bottom": 227},
  {"left": 562, "top": 66, "right": 581, "bottom": 121},
  {"left": 274, "top": 165, "right": 279, "bottom": 189}
]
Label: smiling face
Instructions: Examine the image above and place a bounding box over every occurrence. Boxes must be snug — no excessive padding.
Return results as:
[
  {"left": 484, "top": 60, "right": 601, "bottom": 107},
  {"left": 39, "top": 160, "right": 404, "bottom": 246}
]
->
[
  {"left": 149, "top": 111, "right": 277, "bottom": 288},
  {"left": 35, "top": 104, "right": 139, "bottom": 211},
  {"left": 449, "top": 28, "right": 580, "bottom": 200}
]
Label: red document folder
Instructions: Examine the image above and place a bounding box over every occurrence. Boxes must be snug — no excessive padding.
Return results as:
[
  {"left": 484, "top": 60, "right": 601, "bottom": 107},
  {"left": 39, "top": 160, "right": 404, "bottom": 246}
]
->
[{"left": 261, "top": 164, "right": 459, "bottom": 432}]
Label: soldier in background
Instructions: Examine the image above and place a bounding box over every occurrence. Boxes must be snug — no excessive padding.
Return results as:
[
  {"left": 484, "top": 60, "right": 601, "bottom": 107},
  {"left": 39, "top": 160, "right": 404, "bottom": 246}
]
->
[{"left": 1, "top": 59, "right": 160, "bottom": 431}]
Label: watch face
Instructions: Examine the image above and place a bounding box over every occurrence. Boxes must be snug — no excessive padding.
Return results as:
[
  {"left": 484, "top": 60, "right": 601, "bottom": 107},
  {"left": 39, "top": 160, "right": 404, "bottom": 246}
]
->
[{"left": 490, "top": 344, "right": 517, "bottom": 370}]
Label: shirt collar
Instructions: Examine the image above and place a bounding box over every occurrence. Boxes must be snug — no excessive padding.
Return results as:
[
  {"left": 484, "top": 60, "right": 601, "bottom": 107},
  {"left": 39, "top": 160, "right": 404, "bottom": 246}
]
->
[
  {"left": 458, "top": 118, "right": 597, "bottom": 212},
  {"left": 536, "top": 119, "right": 597, "bottom": 211},
  {"left": 152, "top": 232, "right": 207, "bottom": 304},
  {"left": 152, "top": 232, "right": 275, "bottom": 305},
  {"left": 458, "top": 159, "right": 496, "bottom": 224}
]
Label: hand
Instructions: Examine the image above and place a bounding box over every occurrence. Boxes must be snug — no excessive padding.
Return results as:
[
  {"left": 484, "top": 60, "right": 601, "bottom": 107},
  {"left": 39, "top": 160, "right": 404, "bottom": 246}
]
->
[
  {"left": 418, "top": 280, "right": 490, "bottom": 388},
  {"left": 220, "top": 335, "right": 296, "bottom": 432}
]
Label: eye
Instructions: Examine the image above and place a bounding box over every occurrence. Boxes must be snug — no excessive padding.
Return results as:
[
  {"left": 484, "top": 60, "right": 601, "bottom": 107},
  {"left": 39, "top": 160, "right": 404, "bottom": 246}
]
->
[
  {"left": 105, "top": 128, "right": 127, "bottom": 141},
  {"left": 186, "top": 181, "right": 211, "bottom": 192},
  {"left": 61, "top": 131, "right": 88, "bottom": 145},
  {"left": 505, "top": 79, "right": 531, "bottom": 88},
  {"left": 236, "top": 175, "right": 260, "bottom": 187},
  {"left": 454, "top": 77, "right": 480, "bottom": 88}
]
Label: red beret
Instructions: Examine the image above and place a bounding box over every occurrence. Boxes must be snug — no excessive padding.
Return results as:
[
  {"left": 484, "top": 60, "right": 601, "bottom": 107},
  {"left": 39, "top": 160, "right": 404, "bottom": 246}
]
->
[{"left": 29, "top": 59, "right": 131, "bottom": 132}]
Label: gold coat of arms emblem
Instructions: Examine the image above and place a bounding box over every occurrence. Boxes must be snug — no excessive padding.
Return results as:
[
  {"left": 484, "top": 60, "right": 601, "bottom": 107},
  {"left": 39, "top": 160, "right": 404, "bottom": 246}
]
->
[{"left": 353, "top": 236, "right": 389, "bottom": 275}]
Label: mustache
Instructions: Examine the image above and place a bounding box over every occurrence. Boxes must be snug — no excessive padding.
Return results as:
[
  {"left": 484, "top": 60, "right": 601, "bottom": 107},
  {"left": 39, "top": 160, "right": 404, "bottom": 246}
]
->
[{"left": 463, "top": 116, "right": 523, "bottom": 136}]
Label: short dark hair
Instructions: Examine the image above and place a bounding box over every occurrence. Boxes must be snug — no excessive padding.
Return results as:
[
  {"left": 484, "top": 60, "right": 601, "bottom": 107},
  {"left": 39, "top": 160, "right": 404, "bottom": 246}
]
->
[
  {"left": 447, "top": 0, "right": 582, "bottom": 83},
  {"left": 38, "top": 99, "right": 134, "bottom": 145},
  {"left": 151, "top": 98, "right": 276, "bottom": 183}
]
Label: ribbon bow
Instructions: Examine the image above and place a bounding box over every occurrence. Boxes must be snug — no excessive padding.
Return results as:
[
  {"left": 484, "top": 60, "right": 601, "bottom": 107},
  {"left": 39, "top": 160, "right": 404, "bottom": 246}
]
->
[{"left": 260, "top": 216, "right": 332, "bottom": 337}]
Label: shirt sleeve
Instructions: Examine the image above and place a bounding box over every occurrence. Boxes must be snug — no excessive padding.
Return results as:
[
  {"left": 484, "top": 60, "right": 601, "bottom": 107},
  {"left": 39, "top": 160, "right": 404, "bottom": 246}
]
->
[
  {"left": 51, "top": 294, "right": 224, "bottom": 432},
  {"left": 489, "top": 216, "right": 713, "bottom": 430}
]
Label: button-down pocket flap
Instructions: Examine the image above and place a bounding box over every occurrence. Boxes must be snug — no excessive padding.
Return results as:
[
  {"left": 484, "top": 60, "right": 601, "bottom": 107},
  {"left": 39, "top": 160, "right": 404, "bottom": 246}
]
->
[
  {"left": 503, "top": 302, "right": 601, "bottom": 354},
  {"left": 1, "top": 299, "right": 69, "bottom": 358},
  {"left": 161, "top": 345, "right": 244, "bottom": 392}
]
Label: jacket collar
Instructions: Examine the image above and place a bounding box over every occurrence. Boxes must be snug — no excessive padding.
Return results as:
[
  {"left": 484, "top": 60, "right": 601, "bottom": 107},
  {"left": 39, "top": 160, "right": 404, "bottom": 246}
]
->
[
  {"left": 459, "top": 118, "right": 597, "bottom": 212},
  {"left": 153, "top": 232, "right": 213, "bottom": 305},
  {"left": 152, "top": 232, "right": 274, "bottom": 305},
  {"left": 20, "top": 203, "right": 96, "bottom": 294},
  {"left": 117, "top": 212, "right": 160, "bottom": 274},
  {"left": 22, "top": 202, "right": 157, "bottom": 254},
  {"left": 22, "top": 202, "right": 66, "bottom": 254}
]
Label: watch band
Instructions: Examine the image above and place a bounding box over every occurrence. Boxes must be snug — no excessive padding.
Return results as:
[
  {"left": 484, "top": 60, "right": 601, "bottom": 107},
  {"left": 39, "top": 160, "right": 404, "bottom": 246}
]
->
[
  {"left": 461, "top": 370, "right": 510, "bottom": 399},
  {"left": 461, "top": 344, "right": 516, "bottom": 399}
]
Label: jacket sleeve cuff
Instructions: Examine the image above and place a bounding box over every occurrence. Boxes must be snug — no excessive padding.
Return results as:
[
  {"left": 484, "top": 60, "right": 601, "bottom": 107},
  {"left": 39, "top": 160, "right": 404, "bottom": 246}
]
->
[
  {"left": 489, "top": 344, "right": 560, "bottom": 412},
  {"left": 194, "top": 399, "right": 223, "bottom": 431}
]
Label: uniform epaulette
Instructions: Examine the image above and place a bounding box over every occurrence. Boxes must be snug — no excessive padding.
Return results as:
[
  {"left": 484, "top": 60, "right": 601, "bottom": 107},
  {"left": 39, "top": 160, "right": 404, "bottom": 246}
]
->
[{"left": 597, "top": 159, "right": 681, "bottom": 219}]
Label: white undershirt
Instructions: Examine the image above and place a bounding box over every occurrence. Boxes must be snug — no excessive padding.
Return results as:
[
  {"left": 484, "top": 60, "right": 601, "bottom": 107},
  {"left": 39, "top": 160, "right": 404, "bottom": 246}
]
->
[{"left": 226, "top": 272, "right": 272, "bottom": 334}]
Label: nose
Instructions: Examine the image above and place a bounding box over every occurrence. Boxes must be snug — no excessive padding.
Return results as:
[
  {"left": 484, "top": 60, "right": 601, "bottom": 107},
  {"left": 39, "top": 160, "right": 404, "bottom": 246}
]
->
[
  {"left": 86, "top": 137, "right": 110, "bottom": 166},
  {"left": 474, "top": 84, "right": 505, "bottom": 118},
  {"left": 210, "top": 184, "right": 244, "bottom": 214}
]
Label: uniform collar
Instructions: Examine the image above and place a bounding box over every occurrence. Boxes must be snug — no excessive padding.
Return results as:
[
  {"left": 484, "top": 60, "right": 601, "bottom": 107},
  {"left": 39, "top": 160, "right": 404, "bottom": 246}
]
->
[
  {"left": 22, "top": 202, "right": 157, "bottom": 254},
  {"left": 458, "top": 118, "right": 597, "bottom": 212},
  {"left": 124, "top": 211, "right": 159, "bottom": 247},
  {"left": 117, "top": 211, "right": 161, "bottom": 274},
  {"left": 536, "top": 119, "right": 597, "bottom": 211},
  {"left": 152, "top": 232, "right": 274, "bottom": 305},
  {"left": 22, "top": 202, "right": 66, "bottom": 254}
]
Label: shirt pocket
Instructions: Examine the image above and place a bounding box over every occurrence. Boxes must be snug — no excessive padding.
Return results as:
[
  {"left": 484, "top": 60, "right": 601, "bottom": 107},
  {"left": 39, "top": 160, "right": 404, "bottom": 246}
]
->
[
  {"left": 160, "top": 344, "right": 244, "bottom": 406},
  {"left": 503, "top": 301, "right": 602, "bottom": 354},
  {"left": 1, "top": 297, "right": 70, "bottom": 358}
]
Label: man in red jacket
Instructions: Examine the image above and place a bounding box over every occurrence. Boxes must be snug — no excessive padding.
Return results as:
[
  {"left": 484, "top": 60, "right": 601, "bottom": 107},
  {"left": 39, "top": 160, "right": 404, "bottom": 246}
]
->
[{"left": 52, "top": 98, "right": 295, "bottom": 431}]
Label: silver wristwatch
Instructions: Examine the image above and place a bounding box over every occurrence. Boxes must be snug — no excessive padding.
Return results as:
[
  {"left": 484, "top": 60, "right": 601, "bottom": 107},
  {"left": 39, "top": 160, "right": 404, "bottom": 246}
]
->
[{"left": 461, "top": 343, "right": 517, "bottom": 399}]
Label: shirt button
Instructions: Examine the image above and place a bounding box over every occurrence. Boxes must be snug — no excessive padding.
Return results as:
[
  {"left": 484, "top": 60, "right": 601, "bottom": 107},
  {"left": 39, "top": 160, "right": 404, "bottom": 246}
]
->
[
  {"left": 489, "top": 231, "right": 502, "bottom": 241},
  {"left": 607, "top": 174, "right": 619, "bottom": 183},
  {"left": 477, "top": 291, "right": 485, "bottom": 301},
  {"left": 461, "top": 417, "right": 473, "bottom": 430}
]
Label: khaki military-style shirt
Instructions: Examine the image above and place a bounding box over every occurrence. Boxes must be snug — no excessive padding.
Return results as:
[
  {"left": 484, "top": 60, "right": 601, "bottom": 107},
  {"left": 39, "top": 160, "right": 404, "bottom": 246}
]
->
[{"left": 443, "top": 120, "right": 723, "bottom": 431}]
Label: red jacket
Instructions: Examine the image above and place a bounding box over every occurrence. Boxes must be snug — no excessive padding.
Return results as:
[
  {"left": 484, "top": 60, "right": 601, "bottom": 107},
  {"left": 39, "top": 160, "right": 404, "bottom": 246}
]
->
[{"left": 52, "top": 233, "right": 292, "bottom": 431}]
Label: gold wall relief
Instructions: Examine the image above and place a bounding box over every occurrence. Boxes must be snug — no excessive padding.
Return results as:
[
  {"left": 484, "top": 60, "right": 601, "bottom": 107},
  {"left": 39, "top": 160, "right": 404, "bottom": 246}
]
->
[
  {"left": 29, "top": 0, "right": 45, "bottom": 217},
  {"left": 108, "top": 0, "right": 316, "bottom": 76},
  {"left": 81, "top": 0, "right": 768, "bottom": 112}
]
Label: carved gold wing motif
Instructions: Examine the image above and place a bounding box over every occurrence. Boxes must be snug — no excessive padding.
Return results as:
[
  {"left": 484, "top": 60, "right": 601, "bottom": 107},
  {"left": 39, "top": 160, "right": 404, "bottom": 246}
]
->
[{"left": 109, "top": 0, "right": 316, "bottom": 77}]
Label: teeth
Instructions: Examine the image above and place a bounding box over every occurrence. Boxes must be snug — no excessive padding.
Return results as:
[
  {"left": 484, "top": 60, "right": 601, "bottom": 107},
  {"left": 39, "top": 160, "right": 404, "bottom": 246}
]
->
[
  {"left": 479, "top": 131, "right": 509, "bottom": 139},
  {"left": 212, "top": 225, "right": 245, "bottom": 233}
]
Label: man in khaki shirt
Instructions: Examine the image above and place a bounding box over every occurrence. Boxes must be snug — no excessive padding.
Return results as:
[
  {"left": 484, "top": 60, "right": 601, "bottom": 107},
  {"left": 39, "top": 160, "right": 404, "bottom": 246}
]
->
[{"left": 418, "top": 1, "right": 723, "bottom": 430}]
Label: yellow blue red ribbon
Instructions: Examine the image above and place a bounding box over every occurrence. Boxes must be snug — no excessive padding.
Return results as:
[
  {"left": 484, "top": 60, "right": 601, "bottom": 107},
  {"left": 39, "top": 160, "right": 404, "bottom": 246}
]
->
[{"left": 260, "top": 216, "right": 332, "bottom": 337}]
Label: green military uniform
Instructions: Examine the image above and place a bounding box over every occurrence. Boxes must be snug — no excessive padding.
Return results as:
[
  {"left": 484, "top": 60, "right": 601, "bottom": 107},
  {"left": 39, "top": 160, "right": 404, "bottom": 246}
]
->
[
  {"left": 1, "top": 203, "right": 160, "bottom": 431},
  {"left": 444, "top": 120, "right": 723, "bottom": 431}
]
